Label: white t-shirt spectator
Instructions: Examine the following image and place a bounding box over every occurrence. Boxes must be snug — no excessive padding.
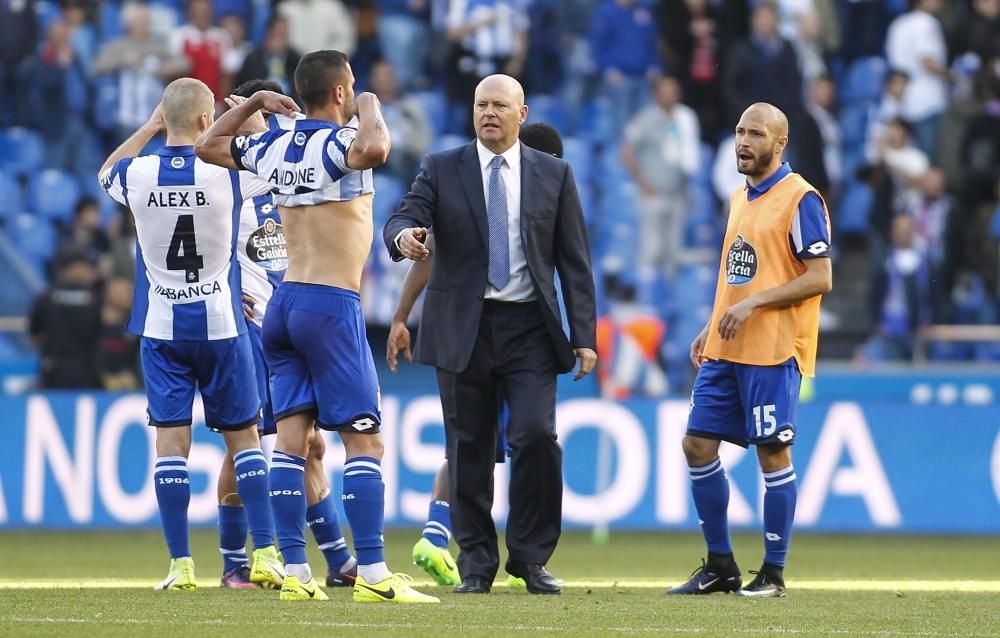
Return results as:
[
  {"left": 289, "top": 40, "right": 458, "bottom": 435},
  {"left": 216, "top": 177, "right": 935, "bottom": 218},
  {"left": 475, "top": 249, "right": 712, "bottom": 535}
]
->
[
  {"left": 885, "top": 10, "right": 947, "bottom": 121},
  {"left": 278, "top": 0, "right": 356, "bottom": 57}
]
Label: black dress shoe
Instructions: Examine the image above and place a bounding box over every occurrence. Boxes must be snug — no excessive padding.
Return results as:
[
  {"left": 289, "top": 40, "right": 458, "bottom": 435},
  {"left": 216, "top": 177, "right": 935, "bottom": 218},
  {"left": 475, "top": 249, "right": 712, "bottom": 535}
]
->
[
  {"left": 454, "top": 575, "right": 491, "bottom": 594},
  {"left": 506, "top": 561, "right": 561, "bottom": 595}
]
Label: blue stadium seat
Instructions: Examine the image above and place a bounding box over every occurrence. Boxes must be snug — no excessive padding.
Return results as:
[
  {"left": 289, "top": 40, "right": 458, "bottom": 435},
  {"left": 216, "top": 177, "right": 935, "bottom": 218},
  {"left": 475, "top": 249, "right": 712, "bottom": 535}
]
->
[
  {"left": 0, "top": 127, "right": 46, "bottom": 178},
  {"left": 99, "top": 2, "right": 123, "bottom": 42},
  {"left": 561, "top": 137, "right": 592, "bottom": 183},
  {"left": 579, "top": 97, "right": 616, "bottom": 145},
  {"left": 839, "top": 103, "right": 870, "bottom": 147},
  {"left": 372, "top": 173, "right": 405, "bottom": 229},
  {"left": 839, "top": 56, "right": 887, "bottom": 104},
  {"left": 34, "top": 1, "right": 63, "bottom": 32},
  {"left": 837, "top": 181, "right": 873, "bottom": 234},
  {"left": 9, "top": 213, "right": 57, "bottom": 265},
  {"left": 27, "top": 170, "right": 81, "bottom": 223},
  {"left": 431, "top": 134, "right": 469, "bottom": 153},
  {"left": 0, "top": 173, "right": 23, "bottom": 216},
  {"left": 410, "top": 91, "right": 448, "bottom": 137},
  {"left": 94, "top": 76, "right": 120, "bottom": 132},
  {"left": 525, "top": 95, "right": 567, "bottom": 133}
]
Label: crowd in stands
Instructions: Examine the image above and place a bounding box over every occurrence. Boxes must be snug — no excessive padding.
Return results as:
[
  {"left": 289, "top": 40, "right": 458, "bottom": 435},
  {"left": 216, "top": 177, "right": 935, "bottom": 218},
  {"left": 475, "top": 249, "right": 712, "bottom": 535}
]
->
[{"left": 2, "top": 0, "right": 1000, "bottom": 393}]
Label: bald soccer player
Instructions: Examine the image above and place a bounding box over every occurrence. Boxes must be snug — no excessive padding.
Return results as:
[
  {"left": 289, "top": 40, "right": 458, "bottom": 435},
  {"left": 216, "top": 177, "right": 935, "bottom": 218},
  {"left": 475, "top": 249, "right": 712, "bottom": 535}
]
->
[
  {"left": 385, "top": 76, "right": 597, "bottom": 595},
  {"left": 98, "top": 79, "right": 284, "bottom": 591},
  {"left": 669, "top": 103, "right": 832, "bottom": 598}
]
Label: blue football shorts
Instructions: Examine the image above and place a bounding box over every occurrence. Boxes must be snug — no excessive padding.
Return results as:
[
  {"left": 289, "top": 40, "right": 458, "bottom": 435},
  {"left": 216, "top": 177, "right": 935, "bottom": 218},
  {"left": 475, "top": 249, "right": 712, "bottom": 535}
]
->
[
  {"left": 262, "top": 282, "right": 381, "bottom": 432},
  {"left": 687, "top": 358, "right": 801, "bottom": 448},
  {"left": 247, "top": 321, "right": 277, "bottom": 436},
  {"left": 141, "top": 334, "right": 262, "bottom": 431}
]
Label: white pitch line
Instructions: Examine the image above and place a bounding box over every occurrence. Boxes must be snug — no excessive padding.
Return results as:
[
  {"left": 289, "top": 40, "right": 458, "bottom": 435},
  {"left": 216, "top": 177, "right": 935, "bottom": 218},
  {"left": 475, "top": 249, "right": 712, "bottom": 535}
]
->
[
  {"left": 0, "top": 616, "right": 997, "bottom": 637},
  {"left": 2, "top": 578, "right": 1000, "bottom": 592}
]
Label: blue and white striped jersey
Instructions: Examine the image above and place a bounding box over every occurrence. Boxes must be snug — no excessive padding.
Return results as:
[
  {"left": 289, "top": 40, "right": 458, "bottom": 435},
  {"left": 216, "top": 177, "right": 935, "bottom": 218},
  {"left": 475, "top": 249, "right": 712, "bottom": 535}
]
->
[
  {"left": 230, "top": 116, "right": 374, "bottom": 207},
  {"left": 238, "top": 194, "right": 285, "bottom": 327},
  {"left": 100, "top": 145, "right": 272, "bottom": 340}
]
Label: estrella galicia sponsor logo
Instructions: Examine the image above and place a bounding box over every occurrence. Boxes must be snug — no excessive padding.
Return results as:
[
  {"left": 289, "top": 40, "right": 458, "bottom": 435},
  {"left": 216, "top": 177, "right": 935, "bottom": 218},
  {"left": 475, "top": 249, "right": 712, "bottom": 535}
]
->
[
  {"left": 246, "top": 216, "right": 288, "bottom": 271},
  {"left": 726, "top": 234, "right": 757, "bottom": 285}
]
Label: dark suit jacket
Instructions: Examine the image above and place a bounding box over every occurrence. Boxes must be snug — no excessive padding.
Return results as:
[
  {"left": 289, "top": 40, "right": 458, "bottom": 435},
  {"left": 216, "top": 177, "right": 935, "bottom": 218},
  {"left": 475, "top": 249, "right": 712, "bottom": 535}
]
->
[{"left": 384, "top": 141, "right": 596, "bottom": 374}]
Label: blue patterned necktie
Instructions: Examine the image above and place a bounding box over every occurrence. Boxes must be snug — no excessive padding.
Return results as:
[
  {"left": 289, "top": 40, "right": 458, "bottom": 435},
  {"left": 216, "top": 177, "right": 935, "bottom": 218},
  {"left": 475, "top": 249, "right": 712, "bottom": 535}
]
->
[{"left": 487, "top": 155, "right": 511, "bottom": 291}]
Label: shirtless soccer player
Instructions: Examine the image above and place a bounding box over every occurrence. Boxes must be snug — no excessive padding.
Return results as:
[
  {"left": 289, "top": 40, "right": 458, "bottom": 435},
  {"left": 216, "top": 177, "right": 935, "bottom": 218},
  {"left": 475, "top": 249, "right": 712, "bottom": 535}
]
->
[{"left": 197, "top": 50, "right": 437, "bottom": 603}]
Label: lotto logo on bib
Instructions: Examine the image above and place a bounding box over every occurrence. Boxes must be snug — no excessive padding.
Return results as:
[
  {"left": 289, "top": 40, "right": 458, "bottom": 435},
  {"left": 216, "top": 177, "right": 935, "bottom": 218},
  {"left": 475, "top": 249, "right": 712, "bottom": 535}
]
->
[
  {"left": 726, "top": 234, "right": 757, "bottom": 285},
  {"left": 246, "top": 217, "right": 288, "bottom": 271}
]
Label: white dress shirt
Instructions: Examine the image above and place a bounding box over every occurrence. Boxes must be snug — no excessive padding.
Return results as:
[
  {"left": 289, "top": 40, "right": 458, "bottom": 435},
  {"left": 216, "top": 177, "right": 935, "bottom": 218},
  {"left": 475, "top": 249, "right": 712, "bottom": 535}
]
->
[
  {"left": 885, "top": 10, "right": 947, "bottom": 121},
  {"left": 478, "top": 140, "right": 535, "bottom": 301}
]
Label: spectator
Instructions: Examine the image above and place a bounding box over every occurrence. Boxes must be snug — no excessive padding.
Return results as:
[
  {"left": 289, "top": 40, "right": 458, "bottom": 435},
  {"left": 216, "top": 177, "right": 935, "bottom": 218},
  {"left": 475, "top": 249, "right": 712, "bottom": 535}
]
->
[
  {"left": 278, "top": 0, "right": 356, "bottom": 59},
  {"left": 886, "top": 0, "right": 948, "bottom": 157},
  {"left": 900, "top": 167, "right": 955, "bottom": 319},
  {"left": 108, "top": 205, "right": 136, "bottom": 283},
  {"left": 219, "top": 13, "right": 251, "bottom": 80},
  {"left": 370, "top": 61, "right": 431, "bottom": 183},
  {"left": 790, "top": 9, "right": 831, "bottom": 85},
  {"left": 712, "top": 132, "right": 743, "bottom": 203},
  {"left": 658, "top": 0, "right": 725, "bottom": 142},
  {"left": 865, "top": 214, "right": 932, "bottom": 361},
  {"left": 56, "top": 197, "right": 111, "bottom": 277},
  {"left": 620, "top": 76, "right": 700, "bottom": 280},
  {"left": 722, "top": 1, "right": 802, "bottom": 125},
  {"left": 235, "top": 16, "right": 301, "bottom": 104},
  {"left": 557, "top": 0, "right": 601, "bottom": 133},
  {"left": 28, "top": 251, "right": 102, "bottom": 389},
  {"left": 93, "top": 2, "right": 189, "bottom": 143},
  {"left": 522, "top": 0, "right": 563, "bottom": 97},
  {"left": 63, "top": 0, "right": 97, "bottom": 77},
  {"left": 28, "top": 19, "right": 95, "bottom": 184},
  {"left": 377, "top": 0, "right": 432, "bottom": 91},
  {"left": 170, "top": 0, "right": 235, "bottom": 99},
  {"left": 959, "top": 64, "right": 1000, "bottom": 210},
  {"left": 0, "top": 0, "right": 38, "bottom": 126},
  {"left": 445, "top": 0, "right": 530, "bottom": 134},
  {"left": 97, "top": 277, "right": 141, "bottom": 390},
  {"left": 835, "top": 0, "right": 888, "bottom": 62},
  {"left": 589, "top": 0, "right": 661, "bottom": 126},
  {"left": 804, "top": 73, "right": 842, "bottom": 196},
  {"left": 951, "top": 0, "right": 1000, "bottom": 64},
  {"left": 873, "top": 117, "right": 930, "bottom": 193},
  {"left": 865, "top": 69, "right": 909, "bottom": 164}
]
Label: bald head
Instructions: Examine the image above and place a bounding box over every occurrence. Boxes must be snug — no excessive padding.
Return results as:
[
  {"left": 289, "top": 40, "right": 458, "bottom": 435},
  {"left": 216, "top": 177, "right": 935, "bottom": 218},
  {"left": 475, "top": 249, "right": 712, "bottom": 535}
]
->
[
  {"left": 734, "top": 102, "right": 789, "bottom": 182},
  {"left": 162, "top": 78, "right": 215, "bottom": 136},
  {"left": 473, "top": 74, "right": 528, "bottom": 154}
]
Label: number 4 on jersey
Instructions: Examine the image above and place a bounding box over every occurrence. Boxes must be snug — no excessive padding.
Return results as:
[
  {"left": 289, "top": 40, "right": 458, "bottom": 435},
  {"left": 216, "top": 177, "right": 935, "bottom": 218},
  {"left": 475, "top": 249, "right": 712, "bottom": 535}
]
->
[{"left": 167, "top": 215, "right": 204, "bottom": 283}]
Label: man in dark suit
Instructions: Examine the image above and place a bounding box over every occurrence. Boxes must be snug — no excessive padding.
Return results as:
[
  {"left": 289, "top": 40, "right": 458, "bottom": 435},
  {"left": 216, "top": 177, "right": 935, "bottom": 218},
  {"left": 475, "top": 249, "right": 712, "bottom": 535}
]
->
[{"left": 384, "top": 74, "right": 597, "bottom": 595}]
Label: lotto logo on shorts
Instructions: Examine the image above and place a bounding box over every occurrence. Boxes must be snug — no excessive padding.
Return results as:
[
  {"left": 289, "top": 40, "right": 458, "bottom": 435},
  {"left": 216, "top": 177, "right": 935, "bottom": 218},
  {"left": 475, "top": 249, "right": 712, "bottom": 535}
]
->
[
  {"left": 776, "top": 429, "right": 795, "bottom": 443},
  {"left": 352, "top": 417, "right": 376, "bottom": 431}
]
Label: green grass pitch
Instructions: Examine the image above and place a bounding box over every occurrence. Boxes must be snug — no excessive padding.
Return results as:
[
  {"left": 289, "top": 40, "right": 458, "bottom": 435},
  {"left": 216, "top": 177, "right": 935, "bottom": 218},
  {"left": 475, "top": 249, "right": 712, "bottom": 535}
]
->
[{"left": 2, "top": 529, "right": 999, "bottom": 637}]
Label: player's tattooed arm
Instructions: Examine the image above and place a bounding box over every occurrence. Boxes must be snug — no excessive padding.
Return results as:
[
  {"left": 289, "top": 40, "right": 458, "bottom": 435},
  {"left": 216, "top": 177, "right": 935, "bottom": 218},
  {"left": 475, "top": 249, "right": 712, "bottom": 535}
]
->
[
  {"left": 196, "top": 90, "right": 298, "bottom": 169},
  {"left": 98, "top": 103, "right": 165, "bottom": 178},
  {"left": 348, "top": 92, "right": 392, "bottom": 170}
]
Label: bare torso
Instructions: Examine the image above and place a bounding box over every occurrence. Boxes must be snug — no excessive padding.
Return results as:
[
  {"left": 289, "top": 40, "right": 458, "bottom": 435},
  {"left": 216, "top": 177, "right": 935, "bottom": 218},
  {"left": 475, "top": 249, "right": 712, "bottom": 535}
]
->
[{"left": 279, "top": 193, "right": 374, "bottom": 291}]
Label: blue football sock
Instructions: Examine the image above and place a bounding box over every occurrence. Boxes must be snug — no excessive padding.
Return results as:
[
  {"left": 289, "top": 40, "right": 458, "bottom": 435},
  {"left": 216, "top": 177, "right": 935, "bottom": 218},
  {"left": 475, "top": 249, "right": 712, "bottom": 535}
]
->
[
  {"left": 342, "top": 457, "right": 385, "bottom": 567},
  {"left": 154, "top": 456, "right": 191, "bottom": 559},
  {"left": 422, "top": 500, "right": 452, "bottom": 549},
  {"left": 689, "top": 458, "right": 733, "bottom": 556},
  {"left": 233, "top": 448, "right": 274, "bottom": 550},
  {"left": 763, "top": 465, "right": 797, "bottom": 568},
  {"left": 307, "top": 493, "right": 353, "bottom": 572},
  {"left": 269, "top": 451, "right": 307, "bottom": 565},
  {"left": 218, "top": 504, "right": 248, "bottom": 572}
]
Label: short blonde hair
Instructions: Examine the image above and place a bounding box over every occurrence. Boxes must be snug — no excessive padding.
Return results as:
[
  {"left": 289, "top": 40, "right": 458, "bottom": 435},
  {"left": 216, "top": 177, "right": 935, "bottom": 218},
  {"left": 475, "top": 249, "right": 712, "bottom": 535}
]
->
[{"left": 161, "top": 78, "right": 214, "bottom": 135}]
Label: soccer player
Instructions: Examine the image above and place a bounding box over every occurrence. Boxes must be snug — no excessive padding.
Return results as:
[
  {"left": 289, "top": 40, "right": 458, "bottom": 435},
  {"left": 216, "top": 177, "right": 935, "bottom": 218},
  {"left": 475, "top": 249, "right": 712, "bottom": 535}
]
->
[
  {"left": 196, "top": 50, "right": 438, "bottom": 603},
  {"left": 386, "top": 123, "right": 564, "bottom": 588},
  {"left": 97, "top": 78, "right": 285, "bottom": 591},
  {"left": 669, "top": 103, "right": 832, "bottom": 598},
  {"left": 215, "top": 79, "right": 358, "bottom": 590}
]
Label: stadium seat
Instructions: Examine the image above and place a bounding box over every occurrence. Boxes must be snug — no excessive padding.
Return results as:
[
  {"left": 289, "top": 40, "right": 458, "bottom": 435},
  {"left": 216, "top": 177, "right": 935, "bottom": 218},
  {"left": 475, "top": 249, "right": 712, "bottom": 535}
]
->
[
  {"left": 9, "top": 213, "right": 57, "bottom": 265},
  {"left": 410, "top": 91, "right": 448, "bottom": 137},
  {"left": 561, "top": 137, "right": 592, "bottom": 183},
  {"left": 34, "top": 1, "right": 63, "bottom": 32},
  {"left": 372, "top": 173, "right": 405, "bottom": 229},
  {"left": 839, "top": 103, "right": 871, "bottom": 147},
  {"left": 27, "top": 170, "right": 81, "bottom": 223},
  {"left": 0, "top": 173, "right": 23, "bottom": 216},
  {"left": 94, "top": 77, "right": 120, "bottom": 132},
  {"left": 525, "top": 95, "right": 568, "bottom": 133},
  {"left": 837, "top": 181, "right": 873, "bottom": 234},
  {"left": 431, "top": 134, "right": 469, "bottom": 153},
  {"left": 98, "top": 2, "right": 123, "bottom": 42},
  {"left": 839, "top": 56, "right": 887, "bottom": 104},
  {"left": 0, "top": 128, "right": 46, "bottom": 178}
]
